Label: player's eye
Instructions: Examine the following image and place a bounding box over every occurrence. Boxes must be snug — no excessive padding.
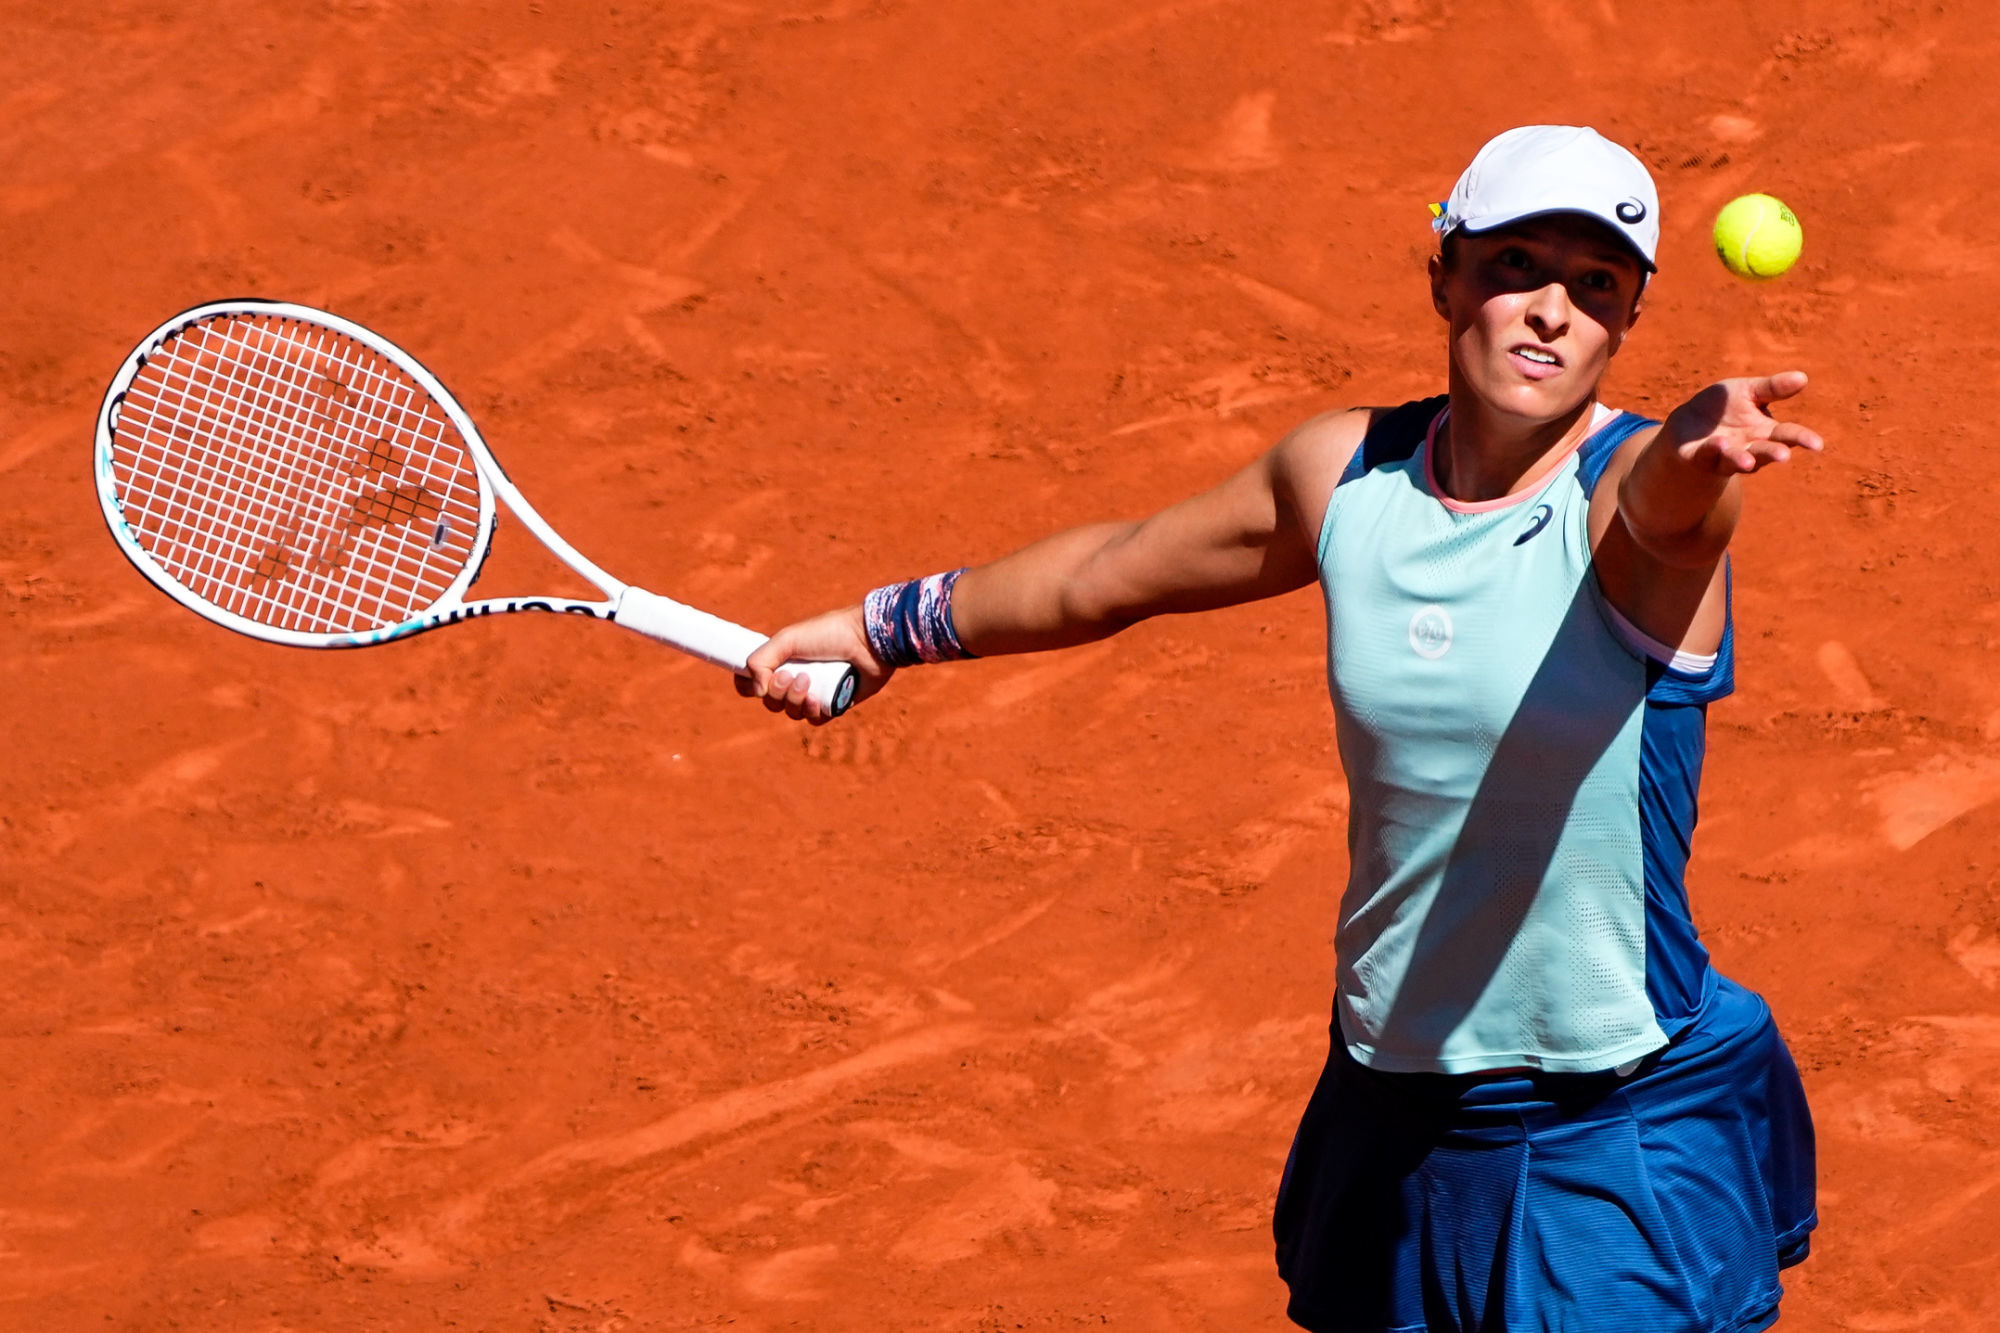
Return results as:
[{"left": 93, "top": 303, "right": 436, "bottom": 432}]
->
[
  {"left": 1579, "top": 270, "right": 1616, "bottom": 292},
  {"left": 1496, "top": 247, "right": 1533, "bottom": 271}
]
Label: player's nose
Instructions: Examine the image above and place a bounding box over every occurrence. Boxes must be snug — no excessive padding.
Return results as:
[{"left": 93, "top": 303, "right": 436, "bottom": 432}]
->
[{"left": 1524, "top": 282, "right": 1571, "bottom": 339}]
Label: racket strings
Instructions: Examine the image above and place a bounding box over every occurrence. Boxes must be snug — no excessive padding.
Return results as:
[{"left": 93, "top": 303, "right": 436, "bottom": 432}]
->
[{"left": 107, "top": 314, "right": 485, "bottom": 634}]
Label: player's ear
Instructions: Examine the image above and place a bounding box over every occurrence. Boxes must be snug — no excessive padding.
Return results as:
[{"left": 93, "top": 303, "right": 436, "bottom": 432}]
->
[
  {"left": 1428, "top": 252, "right": 1451, "bottom": 321},
  {"left": 1617, "top": 289, "right": 1644, "bottom": 348}
]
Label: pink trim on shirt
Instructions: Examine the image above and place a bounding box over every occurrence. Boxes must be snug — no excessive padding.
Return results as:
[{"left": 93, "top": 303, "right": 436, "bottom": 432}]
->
[{"left": 1422, "top": 403, "right": 1615, "bottom": 514}]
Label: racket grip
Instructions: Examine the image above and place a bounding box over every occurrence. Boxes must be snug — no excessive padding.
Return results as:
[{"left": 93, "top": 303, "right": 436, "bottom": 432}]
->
[{"left": 613, "top": 587, "right": 859, "bottom": 717}]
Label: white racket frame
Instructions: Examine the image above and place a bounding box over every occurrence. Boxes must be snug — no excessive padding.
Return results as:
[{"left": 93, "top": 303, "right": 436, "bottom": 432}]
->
[{"left": 94, "top": 299, "right": 857, "bottom": 716}]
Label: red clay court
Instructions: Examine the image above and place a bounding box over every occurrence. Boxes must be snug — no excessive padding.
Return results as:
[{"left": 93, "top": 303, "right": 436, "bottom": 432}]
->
[{"left": 3, "top": 2, "right": 1997, "bottom": 1328}]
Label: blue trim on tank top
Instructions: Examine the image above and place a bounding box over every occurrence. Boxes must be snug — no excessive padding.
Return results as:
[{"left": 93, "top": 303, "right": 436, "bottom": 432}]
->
[{"left": 1576, "top": 410, "right": 1658, "bottom": 492}]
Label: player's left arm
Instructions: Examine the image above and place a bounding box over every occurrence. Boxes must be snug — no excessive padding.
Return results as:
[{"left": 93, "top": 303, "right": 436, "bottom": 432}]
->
[{"left": 1590, "top": 371, "right": 1824, "bottom": 653}]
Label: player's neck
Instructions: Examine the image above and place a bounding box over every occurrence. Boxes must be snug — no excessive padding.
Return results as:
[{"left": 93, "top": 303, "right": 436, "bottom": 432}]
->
[{"left": 1435, "top": 386, "right": 1597, "bottom": 504}]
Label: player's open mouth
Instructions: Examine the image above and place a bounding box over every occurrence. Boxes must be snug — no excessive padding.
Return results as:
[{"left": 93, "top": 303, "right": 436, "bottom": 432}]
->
[{"left": 1509, "top": 345, "right": 1564, "bottom": 379}]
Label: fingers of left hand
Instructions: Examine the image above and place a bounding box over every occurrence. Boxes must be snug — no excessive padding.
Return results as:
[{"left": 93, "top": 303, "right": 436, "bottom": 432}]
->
[
  {"left": 1768, "top": 420, "right": 1824, "bottom": 452},
  {"left": 1734, "top": 441, "right": 1810, "bottom": 474},
  {"left": 1738, "top": 422, "right": 1824, "bottom": 472},
  {"left": 1747, "top": 370, "right": 1808, "bottom": 405}
]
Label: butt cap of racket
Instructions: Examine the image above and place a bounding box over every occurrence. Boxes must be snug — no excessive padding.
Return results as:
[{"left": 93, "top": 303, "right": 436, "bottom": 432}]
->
[{"left": 613, "top": 586, "right": 858, "bottom": 717}]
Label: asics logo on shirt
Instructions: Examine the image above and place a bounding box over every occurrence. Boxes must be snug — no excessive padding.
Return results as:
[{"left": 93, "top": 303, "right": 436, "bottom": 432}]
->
[{"left": 1515, "top": 503, "right": 1555, "bottom": 546}]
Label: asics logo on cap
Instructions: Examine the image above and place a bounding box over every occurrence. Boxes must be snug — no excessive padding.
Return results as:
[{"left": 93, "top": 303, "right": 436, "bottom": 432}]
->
[{"left": 1616, "top": 199, "right": 1647, "bottom": 224}]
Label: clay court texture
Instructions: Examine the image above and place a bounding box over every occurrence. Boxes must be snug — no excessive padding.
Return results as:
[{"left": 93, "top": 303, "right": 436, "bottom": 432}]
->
[{"left": 2, "top": 1, "right": 1995, "bottom": 1328}]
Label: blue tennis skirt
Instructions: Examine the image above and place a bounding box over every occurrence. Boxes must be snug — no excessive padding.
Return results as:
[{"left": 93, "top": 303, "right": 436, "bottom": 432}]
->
[{"left": 1273, "top": 974, "right": 1816, "bottom": 1333}]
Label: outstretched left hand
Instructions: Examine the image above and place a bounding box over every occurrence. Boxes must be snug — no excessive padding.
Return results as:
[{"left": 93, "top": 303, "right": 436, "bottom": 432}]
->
[{"left": 1658, "top": 371, "right": 1825, "bottom": 476}]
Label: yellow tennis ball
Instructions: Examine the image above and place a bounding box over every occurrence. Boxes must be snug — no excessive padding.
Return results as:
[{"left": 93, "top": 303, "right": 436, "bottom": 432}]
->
[{"left": 1713, "top": 194, "right": 1803, "bottom": 279}]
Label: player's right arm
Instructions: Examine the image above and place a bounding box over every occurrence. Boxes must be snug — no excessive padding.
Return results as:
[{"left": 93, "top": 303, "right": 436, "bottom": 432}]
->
[{"left": 741, "top": 409, "right": 1368, "bottom": 721}]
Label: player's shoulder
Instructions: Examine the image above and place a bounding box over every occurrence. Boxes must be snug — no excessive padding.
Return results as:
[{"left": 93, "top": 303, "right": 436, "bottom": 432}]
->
[
  {"left": 1269, "top": 404, "right": 1397, "bottom": 479},
  {"left": 1269, "top": 404, "right": 1423, "bottom": 544},
  {"left": 1271, "top": 398, "right": 1446, "bottom": 489},
  {"left": 1287, "top": 406, "right": 1377, "bottom": 440}
]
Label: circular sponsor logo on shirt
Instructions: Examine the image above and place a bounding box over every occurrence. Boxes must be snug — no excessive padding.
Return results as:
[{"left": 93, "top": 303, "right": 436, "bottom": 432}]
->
[{"left": 1408, "top": 605, "right": 1453, "bottom": 659}]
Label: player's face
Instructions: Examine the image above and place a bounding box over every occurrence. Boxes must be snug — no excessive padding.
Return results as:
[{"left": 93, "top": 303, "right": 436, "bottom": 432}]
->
[{"left": 1429, "top": 215, "right": 1646, "bottom": 424}]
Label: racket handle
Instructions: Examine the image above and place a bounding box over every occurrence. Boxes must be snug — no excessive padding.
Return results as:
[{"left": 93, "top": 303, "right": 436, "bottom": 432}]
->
[{"left": 613, "top": 587, "right": 859, "bottom": 717}]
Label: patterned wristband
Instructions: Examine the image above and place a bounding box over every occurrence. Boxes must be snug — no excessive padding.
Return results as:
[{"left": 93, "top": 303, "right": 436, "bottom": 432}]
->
[{"left": 863, "top": 568, "right": 975, "bottom": 668}]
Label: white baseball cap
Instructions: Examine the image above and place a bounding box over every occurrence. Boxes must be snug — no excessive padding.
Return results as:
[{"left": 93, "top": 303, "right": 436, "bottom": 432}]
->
[{"left": 1432, "top": 125, "right": 1660, "bottom": 271}]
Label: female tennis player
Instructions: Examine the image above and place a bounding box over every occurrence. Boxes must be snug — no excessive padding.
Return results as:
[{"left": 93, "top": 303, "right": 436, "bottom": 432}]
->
[{"left": 740, "top": 125, "right": 1818, "bottom": 1332}]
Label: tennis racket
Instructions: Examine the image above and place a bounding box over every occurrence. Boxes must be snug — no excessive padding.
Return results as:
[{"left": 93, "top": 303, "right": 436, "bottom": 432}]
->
[{"left": 93, "top": 300, "right": 857, "bottom": 715}]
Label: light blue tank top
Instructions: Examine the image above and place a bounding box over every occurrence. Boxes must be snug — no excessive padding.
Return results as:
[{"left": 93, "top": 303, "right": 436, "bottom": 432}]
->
[{"left": 1319, "top": 397, "right": 1730, "bottom": 1075}]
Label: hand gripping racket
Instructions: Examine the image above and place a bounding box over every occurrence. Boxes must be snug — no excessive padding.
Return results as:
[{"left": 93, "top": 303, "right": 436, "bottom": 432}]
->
[{"left": 93, "top": 300, "right": 856, "bottom": 716}]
